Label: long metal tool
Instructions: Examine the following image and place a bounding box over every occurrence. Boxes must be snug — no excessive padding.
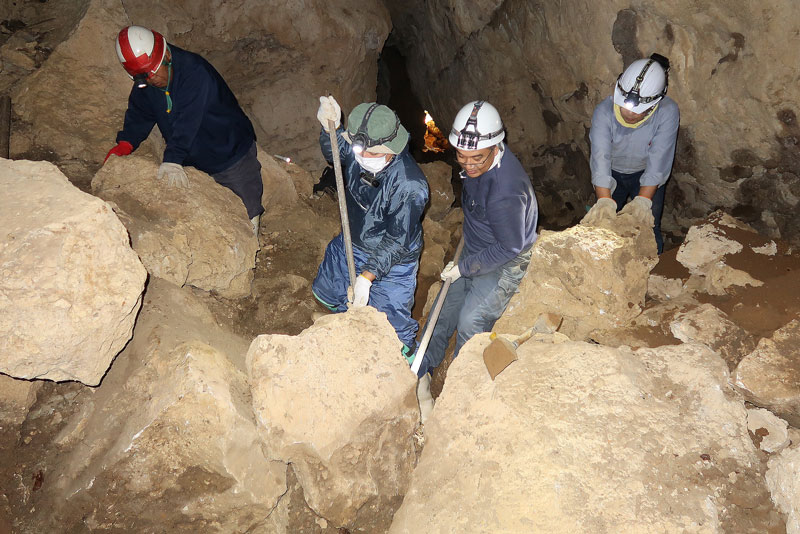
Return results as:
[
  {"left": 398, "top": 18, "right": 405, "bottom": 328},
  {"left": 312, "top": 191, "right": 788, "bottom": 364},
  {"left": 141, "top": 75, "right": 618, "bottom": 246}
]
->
[
  {"left": 410, "top": 236, "right": 465, "bottom": 376},
  {"left": 327, "top": 118, "right": 357, "bottom": 302}
]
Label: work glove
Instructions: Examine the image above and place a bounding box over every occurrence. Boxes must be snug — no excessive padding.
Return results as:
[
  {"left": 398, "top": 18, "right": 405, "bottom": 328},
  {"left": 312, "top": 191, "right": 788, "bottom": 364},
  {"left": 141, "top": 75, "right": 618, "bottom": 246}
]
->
[
  {"left": 441, "top": 261, "right": 461, "bottom": 283},
  {"left": 580, "top": 197, "right": 617, "bottom": 226},
  {"left": 104, "top": 141, "right": 133, "bottom": 163},
  {"left": 351, "top": 273, "right": 372, "bottom": 308},
  {"left": 317, "top": 95, "right": 341, "bottom": 132},
  {"left": 157, "top": 162, "right": 189, "bottom": 188},
  {"left": 619, "top": 196, "right": 655, "bottom": 227}
]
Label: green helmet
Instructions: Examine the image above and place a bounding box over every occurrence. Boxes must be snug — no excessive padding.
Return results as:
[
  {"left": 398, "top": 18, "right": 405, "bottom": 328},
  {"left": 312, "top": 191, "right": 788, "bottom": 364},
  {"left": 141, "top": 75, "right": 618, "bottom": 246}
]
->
[{"left": 343, "top": 103, "right": 409, "bottom": 155}]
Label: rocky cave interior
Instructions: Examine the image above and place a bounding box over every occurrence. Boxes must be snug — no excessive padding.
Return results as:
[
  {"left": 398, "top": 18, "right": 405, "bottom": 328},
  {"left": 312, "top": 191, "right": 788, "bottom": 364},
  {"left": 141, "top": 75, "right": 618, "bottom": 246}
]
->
[{"left": 2, "top": 1, "right": 800, "bottom": 533}]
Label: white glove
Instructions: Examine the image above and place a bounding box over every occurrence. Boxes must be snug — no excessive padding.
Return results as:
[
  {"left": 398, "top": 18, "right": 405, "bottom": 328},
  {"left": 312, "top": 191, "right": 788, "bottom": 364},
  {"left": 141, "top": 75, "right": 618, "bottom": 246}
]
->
[
  {"left": 317, "top": 95, "right": 341, "bottom": 132},
  {"left": 157, "top": 162, "right": 189, "bottom": 188},
  {"left": 580, "top": 197, "right": 617, "bottom": 226},
  {"left": 441, "top": 261, "right": 461, "bottom": 282},
  {"left": 351, "top": 274, "right": 372, "bottom": 308},
  {"left": 619, "top": 196, "right": 655, "bottom": 227}
]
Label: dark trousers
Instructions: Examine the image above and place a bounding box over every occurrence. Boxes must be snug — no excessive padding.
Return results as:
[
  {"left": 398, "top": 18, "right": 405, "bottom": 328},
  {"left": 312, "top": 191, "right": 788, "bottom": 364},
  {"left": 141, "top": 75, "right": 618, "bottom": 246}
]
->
[
  {"left": 611, "top": 169, "right": 665, "bottom": 254},
  {"left": 211, "top": 142, "right": 264, "bottom": 219}
]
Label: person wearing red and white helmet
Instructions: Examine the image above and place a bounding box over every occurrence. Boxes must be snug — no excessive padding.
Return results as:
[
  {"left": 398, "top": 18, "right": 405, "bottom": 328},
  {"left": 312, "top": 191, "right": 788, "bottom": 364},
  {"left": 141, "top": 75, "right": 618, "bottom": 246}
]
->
[
  {"left": 413, "top": 100, "right": 539, "bottom": 379},
  {"left": 105, "top": 26, "right": 264, "bottom": 235},
  {"left": 582, "top": 54, "right": 680, "bottom": 253}
]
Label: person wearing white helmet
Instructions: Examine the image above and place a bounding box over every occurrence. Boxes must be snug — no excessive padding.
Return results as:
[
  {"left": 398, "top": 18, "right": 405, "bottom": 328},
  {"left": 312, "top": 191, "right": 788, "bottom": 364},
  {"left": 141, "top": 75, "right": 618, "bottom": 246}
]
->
[
  {"left": 582, "top": 54, "right": 680, "bottom": 253},
  {"left": 105, "top": 26, "right": 264, "bottom": 235},
  {"left": 414, "top": 100, "right": 539, "bottom": 378}
]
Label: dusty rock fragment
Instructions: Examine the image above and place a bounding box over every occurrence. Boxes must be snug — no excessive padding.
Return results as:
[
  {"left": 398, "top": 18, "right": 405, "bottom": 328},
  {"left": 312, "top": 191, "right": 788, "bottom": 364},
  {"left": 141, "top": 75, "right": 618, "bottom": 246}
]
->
[
  {"left": 747, "top": 407, "right": 790, "bottom": 454},
  {"left": 669, "top": 303, "right": 757, "bottom": 369},
  {"left": 766, "top": 445, "right": 800, "bottom": 534},
  {"left": 93, "top": 156, "right": 258, "bottom": 298},
  {"left": 247, "top": 306, "right": 418, "bottom": 531},
  {"left": 0, "top": 159, "right": 146, "bottom": 385},
  {"left": 735, "top": 319, "right": 800, "bottom": 427}
]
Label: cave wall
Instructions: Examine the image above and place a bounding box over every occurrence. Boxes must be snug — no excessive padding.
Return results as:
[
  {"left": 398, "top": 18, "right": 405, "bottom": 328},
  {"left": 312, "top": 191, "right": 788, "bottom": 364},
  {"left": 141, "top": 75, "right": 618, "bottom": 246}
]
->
[
  {"left": 8, "top": 0, "right": 391, "bottom": 172},
  {"left": 387, "top": 0, "right": 800, "bottom": 244}
]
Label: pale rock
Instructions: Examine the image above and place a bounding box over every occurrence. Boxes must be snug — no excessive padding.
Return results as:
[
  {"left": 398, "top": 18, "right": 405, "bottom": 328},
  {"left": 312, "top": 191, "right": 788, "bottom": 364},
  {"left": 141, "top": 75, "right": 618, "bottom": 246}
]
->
[
  {"left": 247, "top": 306, "right": 418, "bottom": 531},
  {"left": 766, "top": 445, "right": 800, "bottom": 534},
  {"left": 93, "top": 155, "right": 258, "bottom": 298},
  {"left": 747, "top": 407, "right": 790, "bottom": 454},
  {"left": 257, "top": 145, "right": 300, "bottom": 209},
  {"left": 647, "top": 273, "right": 685, "bottom": 301},
  {"left": 677, "top": 212, "right": 764, "bottom": 295},
  {"left": 390, "top": 337, "right": 764, "bottom": 534},
  {"left": 669, "top": 303, "right": 757, "bottom": 369},
  {"left": 494, "top": 221, "right": 657, "bottom": 341},
  {"left": 0, "top": 159, "right": 146, "bottom": 385},
  {"left": 753, "top": 241, "right": 778, "bottom": 256},
  {"left": 23, "top": 279, "right": 286, "bottom": 533},
  {"left": 735, "top": 319, "right": 800, "bottom": 427}
]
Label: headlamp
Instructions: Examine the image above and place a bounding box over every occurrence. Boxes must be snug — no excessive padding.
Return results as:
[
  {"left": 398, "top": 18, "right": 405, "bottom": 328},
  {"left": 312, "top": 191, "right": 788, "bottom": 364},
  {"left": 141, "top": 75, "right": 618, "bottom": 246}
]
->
[
  {"left": 451, "top": 101, "right": 503, "bottom": 150},
  {"left": 617, "top": 57, "right": 668, "bottom": 111},
  {"left": 133, "top": 72, "right": 148, "bottom": 89}
]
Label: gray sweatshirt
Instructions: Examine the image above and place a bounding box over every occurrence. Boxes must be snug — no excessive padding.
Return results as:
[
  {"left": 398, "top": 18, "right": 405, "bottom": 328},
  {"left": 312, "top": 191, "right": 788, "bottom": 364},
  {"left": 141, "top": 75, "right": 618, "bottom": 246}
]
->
[{"left": 589, "top": 95, "right": 680, "bottom": 190}]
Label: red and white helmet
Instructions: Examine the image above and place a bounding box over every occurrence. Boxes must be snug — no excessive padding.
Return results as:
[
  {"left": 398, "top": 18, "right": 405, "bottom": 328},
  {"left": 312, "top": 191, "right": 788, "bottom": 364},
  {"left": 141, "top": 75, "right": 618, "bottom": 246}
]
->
[{"left": 115, "top": 26, "right": 166, "bottom": 85}]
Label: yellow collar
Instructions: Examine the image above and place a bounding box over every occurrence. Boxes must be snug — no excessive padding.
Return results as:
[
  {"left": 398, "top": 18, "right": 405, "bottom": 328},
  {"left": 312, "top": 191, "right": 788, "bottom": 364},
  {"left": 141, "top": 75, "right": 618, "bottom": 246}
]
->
[{"left": 614, "top": 103, "right": 658, "bottom": 128}]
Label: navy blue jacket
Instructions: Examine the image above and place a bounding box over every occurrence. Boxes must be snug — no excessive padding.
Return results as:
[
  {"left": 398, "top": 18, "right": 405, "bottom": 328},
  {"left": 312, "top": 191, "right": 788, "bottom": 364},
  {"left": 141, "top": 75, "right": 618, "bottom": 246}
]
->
[
  {"left": 320, "top": 128, "right": 429, "bottom": 279},
  {"left": 116, "top": 45, "right": 255, "bottom": 174},
  {"left": 459, "top": 145, "right": 538, "bottom": 277}
]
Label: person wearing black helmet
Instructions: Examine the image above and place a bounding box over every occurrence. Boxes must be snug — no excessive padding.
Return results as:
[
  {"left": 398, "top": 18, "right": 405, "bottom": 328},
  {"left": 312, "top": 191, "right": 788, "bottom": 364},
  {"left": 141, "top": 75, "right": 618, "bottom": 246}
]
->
[
  {"left": 582, "top": 54, "right": 680, "bottom": 254},
  {"left": 106, "top": 25, "right": 264, "bottom": 235}
]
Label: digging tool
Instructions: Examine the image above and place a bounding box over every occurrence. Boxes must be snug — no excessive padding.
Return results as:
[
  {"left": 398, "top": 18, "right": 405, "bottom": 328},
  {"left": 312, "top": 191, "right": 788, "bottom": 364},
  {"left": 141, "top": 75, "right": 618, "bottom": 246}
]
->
[
  {"left": 410, "top": 236, "right": 465, "bottom": 376},
  {"left": 483, "top": 313, "right": 563, "bottom": 380},
  {"left": 327, "top": 117, "right": 357, "bottom": 303}
]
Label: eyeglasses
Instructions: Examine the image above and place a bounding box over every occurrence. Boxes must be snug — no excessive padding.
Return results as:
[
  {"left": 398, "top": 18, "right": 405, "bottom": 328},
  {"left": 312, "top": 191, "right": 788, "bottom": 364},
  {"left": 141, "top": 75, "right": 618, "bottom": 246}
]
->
[{"left": 456, "top": 149, "right": 494, "bottom": 168}]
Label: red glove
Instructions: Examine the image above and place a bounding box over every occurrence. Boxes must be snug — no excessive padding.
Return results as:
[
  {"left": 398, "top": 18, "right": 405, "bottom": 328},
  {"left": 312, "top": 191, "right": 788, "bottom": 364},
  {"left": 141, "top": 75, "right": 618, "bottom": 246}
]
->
[{"left": 104, "top": 141, "right": 133, "bottom": 163}]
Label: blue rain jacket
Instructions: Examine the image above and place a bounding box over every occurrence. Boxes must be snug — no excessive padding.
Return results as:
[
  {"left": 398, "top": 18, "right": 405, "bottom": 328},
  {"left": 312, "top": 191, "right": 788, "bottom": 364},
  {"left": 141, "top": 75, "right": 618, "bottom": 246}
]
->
[
  {"left": 116, "top": 44, "right": 255, "bottom": 175},
  {"left": 318, "top": 127, "right": 429, "bottom": 279}
]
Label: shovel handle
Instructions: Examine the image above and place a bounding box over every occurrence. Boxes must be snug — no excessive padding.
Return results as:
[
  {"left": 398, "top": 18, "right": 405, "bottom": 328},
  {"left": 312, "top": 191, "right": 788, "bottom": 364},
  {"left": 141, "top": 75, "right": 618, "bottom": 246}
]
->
[
  {"left": 328, "top": 118, "right": 357, "bottom": 299},
  {"left": 410, "top": 235, "right": 465, "bottom": 376}
]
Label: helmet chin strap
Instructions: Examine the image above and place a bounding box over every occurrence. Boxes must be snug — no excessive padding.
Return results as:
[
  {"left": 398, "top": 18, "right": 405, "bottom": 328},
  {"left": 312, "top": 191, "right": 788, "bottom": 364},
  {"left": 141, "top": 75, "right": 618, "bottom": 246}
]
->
[{"left": 158, "top": 45, "right": 173, "bottom": 113}]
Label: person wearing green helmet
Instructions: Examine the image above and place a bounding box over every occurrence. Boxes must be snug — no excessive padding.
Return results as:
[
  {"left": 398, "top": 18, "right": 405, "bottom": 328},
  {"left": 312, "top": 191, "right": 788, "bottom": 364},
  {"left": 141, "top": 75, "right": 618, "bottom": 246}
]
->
[{"left": 312, "top": 96, "right": 429, "bottom": 357}]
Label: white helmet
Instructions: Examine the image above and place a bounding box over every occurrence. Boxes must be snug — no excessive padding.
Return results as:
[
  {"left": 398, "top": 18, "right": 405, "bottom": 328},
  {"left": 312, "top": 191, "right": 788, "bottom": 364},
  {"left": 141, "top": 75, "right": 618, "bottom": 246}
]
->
[
  {"left": 613, "top": 56, "right": 669, "bottom": 114},
  {"left": 115, "top": 26, "right": 167, "bottom": 88},
  {"left": 449, "top": 101, "right": 505, "bottom": 150}
]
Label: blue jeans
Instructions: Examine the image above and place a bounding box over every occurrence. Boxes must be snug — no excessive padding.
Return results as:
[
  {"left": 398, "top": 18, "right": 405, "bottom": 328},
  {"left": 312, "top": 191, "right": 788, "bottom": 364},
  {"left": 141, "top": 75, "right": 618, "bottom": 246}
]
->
[
  {"left": 611, "top": 169, "right": 665, "bottom": 254},
  {"left": 417, "top": 248, "right": 532, "bottom": 377},
  {"left": 312, "top": 233, "right": 420, "bottom": 351}
]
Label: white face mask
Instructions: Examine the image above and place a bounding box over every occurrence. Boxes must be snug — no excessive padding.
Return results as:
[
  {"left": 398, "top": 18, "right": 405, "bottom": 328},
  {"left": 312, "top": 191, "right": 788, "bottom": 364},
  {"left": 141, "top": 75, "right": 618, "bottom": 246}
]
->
[{"left": 355, "top": 152, "right": 390, "bottom": 174}]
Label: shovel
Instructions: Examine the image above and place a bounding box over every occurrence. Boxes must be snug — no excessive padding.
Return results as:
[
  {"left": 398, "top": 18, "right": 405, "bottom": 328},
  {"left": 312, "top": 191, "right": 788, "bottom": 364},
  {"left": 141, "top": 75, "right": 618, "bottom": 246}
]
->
[
  {"left": 483, "top": 313, "right": 563, "bottom": 380},
  {"left": 327, "top": 116, "right": 357, "bottom": 304},
  {"left": 409, "top": 236, "right": 465, "bottom": 376}
]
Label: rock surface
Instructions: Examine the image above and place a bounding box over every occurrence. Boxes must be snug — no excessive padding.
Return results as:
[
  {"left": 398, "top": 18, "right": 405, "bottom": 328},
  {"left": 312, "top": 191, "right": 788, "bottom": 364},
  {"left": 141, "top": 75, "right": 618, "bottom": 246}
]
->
[
  {"left": 735, "top": 319, "right": 800, "bottom": 427},
  {"left": 390, "top": 336, "right": 771, "bottom": 533},
  {"left": 747, "top": 407, "right": 790, "bottom": 454},
  {"left": 247, "top": 306, "right": 418, "bottom": 531},
  {"left": 93, "top": 155, "right": 258, "bottom": 298},
  {"left": 669, "top": 303, "right": 757, "bottom": 369},
  {"left": 494, "top": 218, "right": 657, "bottom": 340},
  {"left": 0, "top": 158, "right": 146, "bottom": 385},
  {"left": 12, "top": 279, "right": 286, "bottom": 533},
  {"left": 766, "top": 445, "right": 800, "bottom": 534}
]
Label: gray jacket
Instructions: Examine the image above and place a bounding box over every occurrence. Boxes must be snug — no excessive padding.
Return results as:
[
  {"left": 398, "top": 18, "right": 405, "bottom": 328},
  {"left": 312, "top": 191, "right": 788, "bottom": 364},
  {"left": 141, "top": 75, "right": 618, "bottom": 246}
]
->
[{"left": 589, "top": 95, "right": 680, "bottom": 190}]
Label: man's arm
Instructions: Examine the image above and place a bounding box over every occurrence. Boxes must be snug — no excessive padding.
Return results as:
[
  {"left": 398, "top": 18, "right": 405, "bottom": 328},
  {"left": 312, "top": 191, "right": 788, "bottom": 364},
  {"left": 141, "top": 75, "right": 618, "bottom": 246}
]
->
[
  {"left": 639, "top": 102, "right": 680, "bottom": 188},
  {"left": 116, "top": 90, "right": 157, "bottom": 149},
  {"left": 161, "top": 66, "right": 211, "bottom": 165}
]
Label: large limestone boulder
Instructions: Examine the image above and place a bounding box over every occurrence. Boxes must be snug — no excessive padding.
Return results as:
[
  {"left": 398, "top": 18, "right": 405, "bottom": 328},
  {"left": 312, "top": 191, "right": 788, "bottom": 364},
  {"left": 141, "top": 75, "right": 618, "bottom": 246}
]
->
[
  {"left": 494, "top": 219, "right": 657, "bottom": 340},
  {"left": 390, "top": 336, "right": 771, "bottom": 533},
  {"left": 766, "top": 445, "right": 800, "bottom": 534},
  {"left": 93, "top": 155, "right": 258, "bottom": 298},
  {"left": 0, "top": 158, "right": 146, "bottom": 385},
  {"left": 735, "top": 319, "right": 800, "bottom": 427},
  {"left": 17, "top": 279, "right": 287, "bottom": 533},
  {"left": 247, "top": 306, "right": 418, "bottom": 531}
]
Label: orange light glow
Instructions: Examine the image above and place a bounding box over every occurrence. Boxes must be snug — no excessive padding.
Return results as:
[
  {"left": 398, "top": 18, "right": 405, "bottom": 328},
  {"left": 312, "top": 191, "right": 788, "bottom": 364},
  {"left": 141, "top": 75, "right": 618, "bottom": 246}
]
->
[{"left": 423, "top": 110, "right": 448, "bottom": 153}]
